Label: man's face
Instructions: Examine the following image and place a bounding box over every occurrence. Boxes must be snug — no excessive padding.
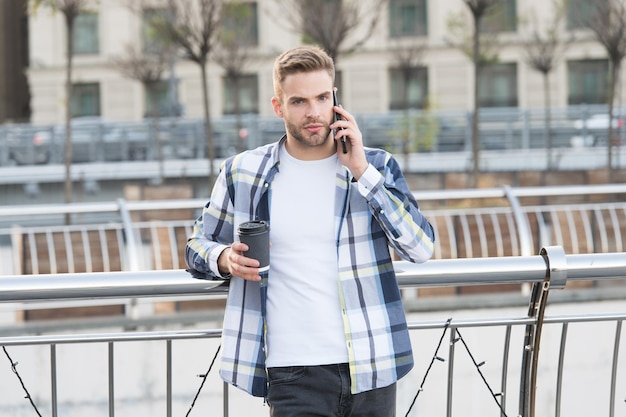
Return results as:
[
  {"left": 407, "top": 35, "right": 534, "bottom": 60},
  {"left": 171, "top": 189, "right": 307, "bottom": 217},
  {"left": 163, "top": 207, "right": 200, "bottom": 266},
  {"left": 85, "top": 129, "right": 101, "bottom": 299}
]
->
[{"left": 273, "top": 70, "right": 335, "bottom": 151}]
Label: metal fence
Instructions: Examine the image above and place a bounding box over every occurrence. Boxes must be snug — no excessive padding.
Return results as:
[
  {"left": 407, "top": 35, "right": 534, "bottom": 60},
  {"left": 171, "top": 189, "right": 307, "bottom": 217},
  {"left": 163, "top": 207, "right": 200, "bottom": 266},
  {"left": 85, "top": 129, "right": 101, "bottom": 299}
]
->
[
  {"left": 1, "top": 105, "right": 624, "bottom": 167},
  {"left": 1, "top": 184, "right": 625, "bottom": 276},
  {"left": 0, "top": 250, "right": 624, "bottom": 417}
]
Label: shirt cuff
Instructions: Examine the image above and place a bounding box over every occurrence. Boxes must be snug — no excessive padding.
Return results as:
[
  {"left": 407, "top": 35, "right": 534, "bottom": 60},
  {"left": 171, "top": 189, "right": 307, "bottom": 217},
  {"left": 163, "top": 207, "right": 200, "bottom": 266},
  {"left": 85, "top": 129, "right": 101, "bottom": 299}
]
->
[
  {"left": 209, "top": 244, "right": 232, "bottom": 279},
  {"left": 356, "top": 164, "right": 381, "bottom": 197}
]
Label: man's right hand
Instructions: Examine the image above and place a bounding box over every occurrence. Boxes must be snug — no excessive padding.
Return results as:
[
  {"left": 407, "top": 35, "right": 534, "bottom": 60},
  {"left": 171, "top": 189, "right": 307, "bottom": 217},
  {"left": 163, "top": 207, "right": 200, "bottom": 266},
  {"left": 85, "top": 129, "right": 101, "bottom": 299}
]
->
[{"left": 218, "top": 242, "right": 262, "bottom": 281}]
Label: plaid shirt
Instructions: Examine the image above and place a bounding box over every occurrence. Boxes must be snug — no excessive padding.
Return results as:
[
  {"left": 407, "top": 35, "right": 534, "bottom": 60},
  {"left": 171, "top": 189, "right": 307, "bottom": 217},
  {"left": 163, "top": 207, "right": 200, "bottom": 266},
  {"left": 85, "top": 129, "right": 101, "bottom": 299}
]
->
[{"left": 186, "top": 137, "right": 435, "bottom": 397}]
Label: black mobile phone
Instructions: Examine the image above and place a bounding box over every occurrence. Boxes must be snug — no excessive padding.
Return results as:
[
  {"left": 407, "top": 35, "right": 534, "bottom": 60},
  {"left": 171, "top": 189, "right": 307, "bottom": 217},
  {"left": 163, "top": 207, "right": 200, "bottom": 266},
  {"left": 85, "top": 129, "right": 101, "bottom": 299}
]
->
[{"left": 333, "top": 90, "right": 348, "bottom": 154}]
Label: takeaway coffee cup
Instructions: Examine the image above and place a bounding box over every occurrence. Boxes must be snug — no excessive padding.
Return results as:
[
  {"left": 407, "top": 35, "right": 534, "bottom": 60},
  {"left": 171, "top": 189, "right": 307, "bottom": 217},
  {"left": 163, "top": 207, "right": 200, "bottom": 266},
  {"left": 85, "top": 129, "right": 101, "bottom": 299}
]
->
[{"left": 237, "top": 220, "right": 270, "bottom": 272}]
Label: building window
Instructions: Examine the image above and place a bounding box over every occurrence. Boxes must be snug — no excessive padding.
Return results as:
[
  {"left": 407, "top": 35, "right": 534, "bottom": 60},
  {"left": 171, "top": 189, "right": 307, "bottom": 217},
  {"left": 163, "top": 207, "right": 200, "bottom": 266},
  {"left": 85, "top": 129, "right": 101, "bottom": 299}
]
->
[
  {"left": 71, "top": 83, "right": 100, "bottom": 117},
  {"left": 223, "top": 74, "right": 259, "bottom": 114},
  {"left": 389, "top": 0, "right": 427, "bottom": 38},
  {"left": 222, "top": 2, "right": 258, "bottom": 46},
  {"left": 482, "top": 0, "right": 516, "bottom": 33},
  {"left": 73, "top": 12, "right": 99, "bottom": 55},
  {"left": 478, "top": 63, "right": 518, "bottom": 108},
  {"left": 142, "top": 8, "right": 168, "bottom": 54},
  {"left": 567, "top": 59, "right": 609, "bottom": 105},
  {"left": 567, "top": 0, "right": 607, "bottom": 30},
  {"left": 145, "top": 80, "right": 178, "bottom": 118},
  {"left": 389, "top": 66, "right": 428, "bottom": 110}
]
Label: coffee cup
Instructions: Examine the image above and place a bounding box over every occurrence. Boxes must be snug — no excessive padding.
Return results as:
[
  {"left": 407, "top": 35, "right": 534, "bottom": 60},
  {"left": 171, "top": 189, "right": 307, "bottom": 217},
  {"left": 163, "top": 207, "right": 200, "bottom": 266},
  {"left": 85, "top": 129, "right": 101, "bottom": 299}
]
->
[{"left": 237, "top": 220, "right": 270, "bottom": 272}]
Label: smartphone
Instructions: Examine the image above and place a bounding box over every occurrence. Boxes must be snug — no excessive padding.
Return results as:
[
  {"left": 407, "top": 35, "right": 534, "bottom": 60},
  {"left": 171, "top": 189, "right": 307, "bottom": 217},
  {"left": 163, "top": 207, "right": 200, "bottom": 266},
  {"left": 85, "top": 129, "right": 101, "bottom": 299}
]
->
[{"left": 333, "top": 90, "right": 348, "bottom": 154}]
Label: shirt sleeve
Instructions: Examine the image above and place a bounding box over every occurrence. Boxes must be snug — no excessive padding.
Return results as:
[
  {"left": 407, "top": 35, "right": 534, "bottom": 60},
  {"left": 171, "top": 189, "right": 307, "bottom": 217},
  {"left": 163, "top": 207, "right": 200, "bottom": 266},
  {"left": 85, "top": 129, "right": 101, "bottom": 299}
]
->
[
  {"left": 185, "top": 165, "right": 236, "bottom": 278},
  {"left": 356, "top": 157, "right": 435, "bottom": 263}
]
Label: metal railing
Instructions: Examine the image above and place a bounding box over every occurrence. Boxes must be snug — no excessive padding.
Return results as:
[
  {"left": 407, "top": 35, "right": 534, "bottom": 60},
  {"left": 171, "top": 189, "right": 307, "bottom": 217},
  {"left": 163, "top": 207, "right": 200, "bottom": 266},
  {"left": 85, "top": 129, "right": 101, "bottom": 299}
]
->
[
  {"left": 2, "top": 184, "right": 625, "bottom": 274},
  {"left": 1, "top": 104, "right": 624, "bottom": 167},
  {"left": 0, "top": 249, "right": 625, "bottom": 417}
]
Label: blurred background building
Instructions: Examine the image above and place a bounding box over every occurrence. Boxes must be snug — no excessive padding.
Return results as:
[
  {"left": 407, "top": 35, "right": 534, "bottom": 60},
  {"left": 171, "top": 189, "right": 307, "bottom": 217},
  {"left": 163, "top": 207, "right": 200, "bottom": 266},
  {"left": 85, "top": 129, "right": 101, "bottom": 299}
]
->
[
  {"left": 1, "top": 0, "right": 623, "bottom": 205},
  {"left": 0, "top": 0, "right": 613, "bottom": 125},
  {"left": 0, "top": 0, "right": 30, "bottom": 124}
]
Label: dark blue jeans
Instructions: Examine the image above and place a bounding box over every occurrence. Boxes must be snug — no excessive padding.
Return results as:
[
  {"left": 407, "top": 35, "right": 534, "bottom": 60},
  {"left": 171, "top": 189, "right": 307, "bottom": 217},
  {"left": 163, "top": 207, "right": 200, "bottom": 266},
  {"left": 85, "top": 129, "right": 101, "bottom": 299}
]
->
[{"left": 266, "top": 363, "right": 396, "bottom": 417}]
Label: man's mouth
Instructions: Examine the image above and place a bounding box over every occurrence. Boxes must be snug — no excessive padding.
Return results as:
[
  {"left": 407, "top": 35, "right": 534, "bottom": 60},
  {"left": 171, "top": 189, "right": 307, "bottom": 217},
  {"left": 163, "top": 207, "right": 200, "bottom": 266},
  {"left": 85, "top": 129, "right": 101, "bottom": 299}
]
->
[{"left": 305, "top": 124, "right": 324, "bottom": 133}]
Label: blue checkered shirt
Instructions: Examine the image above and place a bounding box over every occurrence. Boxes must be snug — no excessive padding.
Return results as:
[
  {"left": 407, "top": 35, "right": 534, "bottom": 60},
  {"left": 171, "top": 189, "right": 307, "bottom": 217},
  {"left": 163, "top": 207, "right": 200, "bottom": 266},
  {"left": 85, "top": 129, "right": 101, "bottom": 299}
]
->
[{"left": 186, "top": 137, "right": 435, "bottom": 397}]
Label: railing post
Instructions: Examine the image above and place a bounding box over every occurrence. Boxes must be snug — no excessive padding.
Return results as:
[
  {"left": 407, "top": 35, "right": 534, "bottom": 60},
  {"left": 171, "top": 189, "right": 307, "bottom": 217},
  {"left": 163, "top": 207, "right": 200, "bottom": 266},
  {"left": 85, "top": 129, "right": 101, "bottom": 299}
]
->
[
  {"left": 503, "top": 185, "right": 535, "bottom": 295},
  {"left": 609, "top": 320, "right": 622, "bottom": 417},
  {"left": 502, "top": 185, "right": 533, "bottom": 257},
  {"left": 167, "top": 340, "right": 172, "bottom": 417},
  {"left": 555, "top": 323, "right": 568, "bottom": 417},
  {"left": 117, "top": 198, "right": 154, "bottom": 319},
  {"left": 500, "top": 325, "right": 512, "bottom": 416},
  {"left": 446, "top": 325, "right": 457, "bottom": 417},
  {"left": 108, "top": 342, "right": 115, "bottom": 417},
  {"left": 117, "top": 198, "right": 140, "bottom": 272},
  {"left": 223, "top": 381, "right": 229, "bottom": 417},
  {"left": 519, "top": 246, "right": 567, "bottom": 417},
  {"left": 51, "top": 344, "right": 58, "bottom": 417}
]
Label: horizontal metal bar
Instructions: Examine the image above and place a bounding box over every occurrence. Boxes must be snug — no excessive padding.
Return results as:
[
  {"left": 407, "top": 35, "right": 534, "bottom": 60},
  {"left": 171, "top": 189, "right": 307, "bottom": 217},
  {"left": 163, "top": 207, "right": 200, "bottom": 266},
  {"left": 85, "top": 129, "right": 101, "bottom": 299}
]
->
[
  {"left": 405, "top": 312, "right": 626, "bottom": 331},
  {"left": 396, "top": 252, "right": 626, "bottom": 287},
  {"left": 0, "top": 252, "right": 624, "bottom": 304},
  {"left": 0, "top": 328, "right": 224, "bottom": 346},
  {"left": 394, "top": 256, "right": 548, "bottom": 286},
  {"left": 1, "top": 184, "right": 625, "bottom": 218},
  {"left": 0, "top": 201, "right": 121, "bottom": 217},
  {"left": 2, "top": 312, "right": 624, "bottom": 347},
  {"left": 412, "top": 183, "right": 626, "bottom": 201},
  {"left": 0, "top": 269, "right": 228, "bottom": 302},
  {"left": 509, "top": 183, "right": 626, "bottom": 198},
  {"left": 562, "top": 253, "right": 626, "bottom": 280}
]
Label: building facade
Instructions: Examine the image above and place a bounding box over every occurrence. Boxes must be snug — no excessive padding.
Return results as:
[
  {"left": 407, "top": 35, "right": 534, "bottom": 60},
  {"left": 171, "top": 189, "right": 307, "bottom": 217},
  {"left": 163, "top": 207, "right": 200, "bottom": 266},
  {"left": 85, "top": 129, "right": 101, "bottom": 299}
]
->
[
  {"left": 26, "top": 0, "right": 616, "bottom": 125},
  {"left": 0, "top": 0, "right": 30, "bottom": 123}
]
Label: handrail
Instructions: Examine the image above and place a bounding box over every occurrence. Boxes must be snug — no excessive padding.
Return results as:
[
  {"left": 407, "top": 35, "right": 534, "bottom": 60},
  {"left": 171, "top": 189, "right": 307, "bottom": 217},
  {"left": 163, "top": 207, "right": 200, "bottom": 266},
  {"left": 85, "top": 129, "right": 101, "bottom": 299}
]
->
[
  {"left": 1, "top": 251, "right": 625, "bottom": 303},
  {"left": 0, "top": 269, "right": 228, "bottom": 302},
  {"left": 1, "top": 184, "right": 626, "bottom": 220},
  {"left": 116, "top": 198, "right": 140, "bottom": 272}
]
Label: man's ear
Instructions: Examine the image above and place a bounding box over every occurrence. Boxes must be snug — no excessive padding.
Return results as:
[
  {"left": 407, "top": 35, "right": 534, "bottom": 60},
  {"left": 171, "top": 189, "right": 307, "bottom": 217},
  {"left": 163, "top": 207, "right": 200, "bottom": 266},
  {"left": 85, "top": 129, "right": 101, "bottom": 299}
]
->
[{"left": 271, "top": 96, "right": 283, "bottom": 118}]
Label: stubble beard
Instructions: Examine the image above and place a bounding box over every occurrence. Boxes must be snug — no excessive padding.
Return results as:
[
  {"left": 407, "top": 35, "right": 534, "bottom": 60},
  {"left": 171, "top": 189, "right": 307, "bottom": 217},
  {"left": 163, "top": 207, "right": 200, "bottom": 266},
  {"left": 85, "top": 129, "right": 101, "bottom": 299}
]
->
[{"left": 286, "top": 117, "right": 333, "bottom": 149}]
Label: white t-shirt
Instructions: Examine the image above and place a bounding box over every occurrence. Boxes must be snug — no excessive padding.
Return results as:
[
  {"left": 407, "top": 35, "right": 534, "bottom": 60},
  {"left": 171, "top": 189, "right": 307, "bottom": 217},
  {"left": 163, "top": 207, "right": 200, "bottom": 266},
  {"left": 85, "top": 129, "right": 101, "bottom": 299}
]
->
[{"left": 265, "top": 145, "right": 349, "bottom": 367}]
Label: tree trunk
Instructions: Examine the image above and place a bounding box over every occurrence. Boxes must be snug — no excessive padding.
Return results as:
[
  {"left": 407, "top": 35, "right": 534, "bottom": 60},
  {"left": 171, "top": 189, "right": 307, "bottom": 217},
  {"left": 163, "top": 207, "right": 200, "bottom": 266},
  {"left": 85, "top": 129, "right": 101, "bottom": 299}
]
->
[
  {"left": 233, "top": 76, "right": 245, "bottom": 153},
  {"left": 151, "top": 99, "right": 163, "bottom": 184},
  {"left": 543, "top": 71, "right": 553, "bottom": 173},
  {"left": 200, "top": 61, "right": 215, "bottom": 187},
  {"left": 402, "top": 69, "right": 411, "bottom": 170},
  {"left": 64, "top": 17, "right": 74, "bottom": 225},
  {"left": 607, "top": 60, "right": 619, "bottom": 183},
  {"left": 471, "top": 15, "right": 482, "bottom": 188}
]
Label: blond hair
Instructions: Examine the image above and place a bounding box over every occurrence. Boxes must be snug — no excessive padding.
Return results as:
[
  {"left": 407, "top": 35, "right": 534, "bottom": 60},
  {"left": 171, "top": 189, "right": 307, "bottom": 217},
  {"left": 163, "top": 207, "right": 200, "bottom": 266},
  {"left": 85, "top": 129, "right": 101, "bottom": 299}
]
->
[{"left": 272, "top": 45, "right": 335, "bottom": 100}]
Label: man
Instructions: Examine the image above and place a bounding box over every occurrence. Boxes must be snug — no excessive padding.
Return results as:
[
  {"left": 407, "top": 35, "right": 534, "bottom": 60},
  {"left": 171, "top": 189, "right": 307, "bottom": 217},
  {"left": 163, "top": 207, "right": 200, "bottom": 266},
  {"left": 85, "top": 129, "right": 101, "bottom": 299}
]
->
[{"left": 186, "top": 45, "right": 435, "bottom": 417}]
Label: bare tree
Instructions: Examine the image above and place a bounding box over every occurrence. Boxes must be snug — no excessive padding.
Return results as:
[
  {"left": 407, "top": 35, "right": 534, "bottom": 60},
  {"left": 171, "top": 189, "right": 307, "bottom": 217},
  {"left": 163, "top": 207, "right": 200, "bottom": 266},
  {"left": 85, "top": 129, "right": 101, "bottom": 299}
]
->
[
  {"left": 213, "top": 2, "right": 256, "bottom": 153},
  {"left": 153, "top": 0, "right": 224, "bottom": 187},
  {"left": 389, "top": 43, "right": 427, "bottom": 168},
  {"left": 448, "top": 0, "right": 500, "bottom": 187},
  {"left": 272, "top": 0, "right": 388, "bottom": 64},
  {"left": 523, "top": 0, "right": 570, "bottom": 172},
  {"left": 112, "top": 45, "right": 168, "bottom": 182},
  {"left": 32, "top": 0, "right": 90, "bottom": 223},
  {"left": 585, "top": 0, "right": 626, "bottom": 183}
]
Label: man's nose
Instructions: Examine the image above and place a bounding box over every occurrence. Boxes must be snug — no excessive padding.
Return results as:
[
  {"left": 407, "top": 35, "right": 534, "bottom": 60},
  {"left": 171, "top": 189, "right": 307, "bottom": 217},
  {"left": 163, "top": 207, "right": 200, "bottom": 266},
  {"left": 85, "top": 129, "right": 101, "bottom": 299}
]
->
[{"left": 305, "top": 102, "right": 322, "bottom": 118}]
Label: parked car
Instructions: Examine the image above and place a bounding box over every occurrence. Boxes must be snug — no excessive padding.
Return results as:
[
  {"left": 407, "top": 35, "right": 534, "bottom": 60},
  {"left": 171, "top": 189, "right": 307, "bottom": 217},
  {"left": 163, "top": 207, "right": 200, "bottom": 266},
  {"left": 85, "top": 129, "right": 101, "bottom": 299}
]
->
[
  {"left": 1, "top": 123, "right": 53, "bottom": 165},
  {"left": 49, "top": 117, "right": 158, "bottom": 163},
  {"left": 571, "top": 114, "right": 624, "bottom": 147},
  {"left": 11, "top": 117, "right": 112, "bottom": 164},
  {"left": 7, "top": 117, "right": 191, "bottom": 165}
]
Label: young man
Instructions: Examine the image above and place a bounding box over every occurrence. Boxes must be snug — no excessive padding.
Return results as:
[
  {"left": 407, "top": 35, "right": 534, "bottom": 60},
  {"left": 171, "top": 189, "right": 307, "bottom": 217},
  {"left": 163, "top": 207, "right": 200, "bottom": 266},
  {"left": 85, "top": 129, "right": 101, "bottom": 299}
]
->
[{"left": 186, "top": 45, "right": 435, "bottom": 417}]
